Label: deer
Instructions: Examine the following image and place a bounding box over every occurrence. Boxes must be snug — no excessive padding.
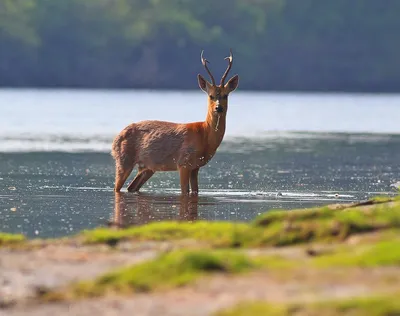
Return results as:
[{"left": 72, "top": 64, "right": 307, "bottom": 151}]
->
[{"left": 111, "top": 49, "right": 239, "bottom": 195}]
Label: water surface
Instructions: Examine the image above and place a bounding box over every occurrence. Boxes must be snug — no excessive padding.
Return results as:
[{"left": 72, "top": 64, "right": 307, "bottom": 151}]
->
[{"left": 0, "top": 90, "right": 399, "bottom": 238}]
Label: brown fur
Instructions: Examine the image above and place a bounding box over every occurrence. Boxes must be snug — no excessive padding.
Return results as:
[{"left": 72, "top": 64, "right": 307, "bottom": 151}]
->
[{"left": 111, "top": 54, "right": 239, "bottom": 195}]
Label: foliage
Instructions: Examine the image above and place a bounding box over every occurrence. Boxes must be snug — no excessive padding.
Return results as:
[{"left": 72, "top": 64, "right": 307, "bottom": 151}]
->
[{"left": 1, "top": 0, "right": 399, "bottom": 91}]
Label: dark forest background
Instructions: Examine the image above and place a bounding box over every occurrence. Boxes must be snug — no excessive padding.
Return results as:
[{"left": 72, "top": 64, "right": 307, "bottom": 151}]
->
[{"left": 1, "top": 0, "right": 399, "bottom": 92}]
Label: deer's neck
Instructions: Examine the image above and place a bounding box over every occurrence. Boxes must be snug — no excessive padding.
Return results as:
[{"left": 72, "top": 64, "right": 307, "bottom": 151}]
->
[{"left": 204, "top": 104, "right": 226, "bottom": 153}]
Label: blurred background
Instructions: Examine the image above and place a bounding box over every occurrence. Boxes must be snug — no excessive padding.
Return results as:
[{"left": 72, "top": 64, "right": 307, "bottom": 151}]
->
[
  {"left": 1, "top": 0, "right": 399, "bottom": 91},
  {"left": 1, "top": 0, "right": 400, "bottom": 238}
]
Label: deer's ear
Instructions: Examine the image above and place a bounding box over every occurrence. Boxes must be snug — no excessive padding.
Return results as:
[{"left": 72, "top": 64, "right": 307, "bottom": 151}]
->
[
  {"left": 225, "top": 74, "right": 239, "bottom": 93},
  {"left": 198, "top": 74, "right": 211, "bottom": 93}
]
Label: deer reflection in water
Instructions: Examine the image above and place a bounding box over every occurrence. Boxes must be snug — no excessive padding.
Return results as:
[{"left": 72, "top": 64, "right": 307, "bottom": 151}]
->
[{"left": 111, "top": 192, "right": 208, "bottom": 228}]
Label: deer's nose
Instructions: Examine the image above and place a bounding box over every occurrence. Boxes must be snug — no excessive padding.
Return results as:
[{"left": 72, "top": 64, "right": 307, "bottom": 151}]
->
[{"left": 215, "top": 105, "right": 223, "bottom": 113}]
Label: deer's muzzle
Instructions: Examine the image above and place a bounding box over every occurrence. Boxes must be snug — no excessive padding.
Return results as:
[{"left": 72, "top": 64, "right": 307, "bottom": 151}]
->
[{"left": 215, "top": 105, "right": 223, "bottom": 113}]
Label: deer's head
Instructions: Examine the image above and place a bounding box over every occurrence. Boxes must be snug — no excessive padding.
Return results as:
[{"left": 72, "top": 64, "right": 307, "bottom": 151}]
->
[{"left": 197, "top": 49, "right": 239, "bottom": 115}]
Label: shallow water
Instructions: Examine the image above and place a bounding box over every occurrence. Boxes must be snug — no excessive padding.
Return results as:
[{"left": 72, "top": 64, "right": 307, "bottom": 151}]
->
[
  {"left": 1, "top": 134, "right": 400, "bottom": 238},
  {"left": 0, "top": 89, "right": 399, "bottom": 238}
]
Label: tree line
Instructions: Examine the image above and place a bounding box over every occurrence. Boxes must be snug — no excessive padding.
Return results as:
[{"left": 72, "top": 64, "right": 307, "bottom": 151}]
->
[{"left": 0, "top": 0, "right": 399, "bottom": 92}]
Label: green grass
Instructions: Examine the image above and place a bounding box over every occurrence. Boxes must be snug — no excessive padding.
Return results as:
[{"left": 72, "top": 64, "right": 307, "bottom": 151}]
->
[
  {"left": 80, "top": 200, "right": 400, "bottom": 248},
  {"left": 3, "top": 196, "right": 400, "bottom": 251},
  {"left": 252, "top": 202, "right": 400, "bottom": 246},
  {"left": 216, "top": 302, "right": 286, "bottom": 316},
  {"left": 0, "top": 232, "right": 25, "bottom": 246},
  {"left": 215, "top": 294, "right": 400, "bottom": 316},
  {"left": 44, "top": 250, "right": 287, "bottom": 301},
  {"left": 44, "top": 234, "right": 400, "bottom": 301},
  {"left": 313, "top": 239, "right": 400, "bottom": 268},
  {"left": 370, "top": 195, "right": 395, "bottom": 203},
  {"left": 81, "top": 221, "right": 252, "bottom": 247}
]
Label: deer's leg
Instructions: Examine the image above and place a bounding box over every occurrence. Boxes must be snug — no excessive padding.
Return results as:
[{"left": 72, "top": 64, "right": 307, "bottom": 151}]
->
[
  {"left": 179, "top": 167, "right": 191, "bottom": 196},
  {"left": 127, "top": 168, "right": 155, "bottom": 192},
  {"left": 127, "top": 170, "right": 145, "bottom": 192},
  {"left": 190, "top": 168, "right": 199, "bottom": 195},
  {"left": 114, "top": 164, "right": 134, "bottom": 192},
  {"left": 134, "top": 169, "right": 155, "bottom": 191}
]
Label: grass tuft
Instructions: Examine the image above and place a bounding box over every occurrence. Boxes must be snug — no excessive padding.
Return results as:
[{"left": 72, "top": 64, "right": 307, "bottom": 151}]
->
[
  {"left": 215, "top": 293, "right": 400, "bottom": 316},
  {"left": 0, "top": 232, "right": 25, "bottom": 246},
  {"left": 81, "top": 221, "right": 250, "bottom": 247},
  {"left": 44, "top": 250, "right": 271, "bottom": 301},
  {"left": 252, "top": 202, "right": 400, "bottom": 246},
  {"left": 313, "top": 239, "right": 400, "bottom": 268}
]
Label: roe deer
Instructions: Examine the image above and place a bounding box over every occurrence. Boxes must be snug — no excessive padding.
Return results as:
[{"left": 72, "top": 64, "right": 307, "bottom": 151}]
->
[{"left": 111, "top": 49, "right": 239, "bottom": 195}]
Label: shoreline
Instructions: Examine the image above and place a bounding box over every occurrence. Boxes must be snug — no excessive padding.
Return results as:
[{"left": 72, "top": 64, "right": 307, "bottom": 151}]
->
[{"left": 1, "top": 195, "right": 399, "bottom": 315}]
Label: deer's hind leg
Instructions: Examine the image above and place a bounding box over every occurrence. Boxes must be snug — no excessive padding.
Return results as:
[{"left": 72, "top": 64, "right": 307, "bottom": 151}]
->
[
  {"left": 112, "top": 134, "right": 137, "bottom": 192},
  {"left": 114, "top": 163, "right": 135, "bottom": 192},
  {"left": 113, "top": 151, "right": 136, "bottom": 192},
  {"left": 127, "top": 168, "right": 155, "bottom": 192}
]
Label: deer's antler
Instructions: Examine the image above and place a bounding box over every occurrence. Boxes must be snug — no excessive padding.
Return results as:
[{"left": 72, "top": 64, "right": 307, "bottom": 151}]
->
[
  {"left": 201, "top": 50, "right": 216, "bottom": 86},
  {"left": 220, "top": 49, "right": 233, "bottom": 86}
]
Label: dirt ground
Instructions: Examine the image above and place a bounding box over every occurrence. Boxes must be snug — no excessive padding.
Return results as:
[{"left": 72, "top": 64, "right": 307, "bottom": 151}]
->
[
  {"left": 1, "top": 198, "right": 399, "bottom": 316},
  {"left": 1, "top": 238, "right": 399, "bottom": 316}
]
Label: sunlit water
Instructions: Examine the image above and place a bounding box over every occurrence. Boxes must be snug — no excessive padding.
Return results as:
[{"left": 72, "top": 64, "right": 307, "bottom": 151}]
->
[{"left": 0, "top": 89, "right": 399, "bottom": 238}]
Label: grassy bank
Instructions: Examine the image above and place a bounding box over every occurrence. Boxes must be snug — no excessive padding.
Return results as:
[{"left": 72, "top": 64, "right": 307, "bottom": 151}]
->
[
  {"left": 1, "top": 196, "right": 400, "bottom": 315},
  {"left": 80, "top": 195, "right": 400, "bottom": 248},
  {"left": 2, "top": 196, "right": 399, "bottom": 250},
  {"left": 43, "top": 233, "right": 400, "bottom": 301},
  {"left": 216, "top": 294, "right": 400, "bottom": 316}
]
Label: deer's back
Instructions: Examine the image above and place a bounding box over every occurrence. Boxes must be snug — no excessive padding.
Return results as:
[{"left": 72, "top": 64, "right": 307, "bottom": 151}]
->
[{"left": 118, "top": 120, "right": 195, "bottom": 171}]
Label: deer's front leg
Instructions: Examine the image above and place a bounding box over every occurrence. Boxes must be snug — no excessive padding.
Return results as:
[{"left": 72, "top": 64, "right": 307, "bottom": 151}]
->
[
  {"left": 179, "top": 167, "right": 191, "bottom": 195},
  {"left": 190, "top": 168, "right": 199, "bottom": 195}
]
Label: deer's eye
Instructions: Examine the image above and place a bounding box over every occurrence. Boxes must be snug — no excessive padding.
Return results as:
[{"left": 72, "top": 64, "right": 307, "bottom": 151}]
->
[
  {"left": 209, "top": 95, "right": 216, "bottom": 100},
  {"left": 222, "top": 95, "right": 228, "bottom": 100}
]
